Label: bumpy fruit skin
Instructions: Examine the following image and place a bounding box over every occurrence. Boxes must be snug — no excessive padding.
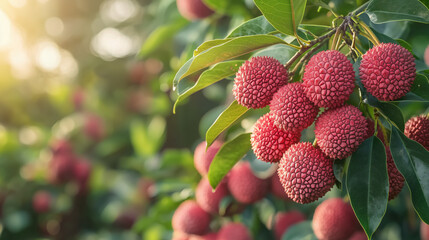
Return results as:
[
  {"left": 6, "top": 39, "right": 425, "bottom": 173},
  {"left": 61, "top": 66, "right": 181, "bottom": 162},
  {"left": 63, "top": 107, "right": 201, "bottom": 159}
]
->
[
  {"left": 270, "top": 171, "right": 290, "bottom": 200},
  {"left": 227, "top": 162, "right": 270, "bottom": 204},
  {"left": 349, "top": 231, "right": 368, "bottom": 240},
  {"left": 195, "top": 177, "right": 229, "bottom": 215},
  {"left": 33, "top": 191, "right": 52, "bottom": 213},
  {"left": 302, "top": 50, "right": 355, "bottom": 108},
  {"left": 172, "top": 200, "right": 211, "bottom": 235},
  {"left": 360, "top": 43, "right": 416, "bottom": 101},
  {"left": 194, "top": 141, "right": 223, "bottom": 176},
  {"left": 270, "top": 83, "right": 319, "bottom": 132},
  {"left": 315, "top": 105, "right": 368, "bottom": 159},
  {"left": 274, "top": 211, "right": 306, "bottom": 240},
  {"left": 176, "top": 0, "right": 214, "bottom": 21},
  {"left": 278, "top": 142, "right": 335, "bottom": 204},
  {"left": 312, "top": 198, "right": 361, "bottom": 240},
  {"left": 233, "top": 56, "right": 288, "bottom": 109},
  {"left": 385, "top": 147, "right": 404, "bottom": 200},
  {"left": 404, "top": 115, "right": 429, "bottom": 151},
  {"left": 217, "top": 223, "right": 252, "bottom": 240},
  {"left": 251, "top": 113, "right": 301, "bottom": 163},
  {"left": 421, "top": 221, "right": 429, "bottom": 240}
]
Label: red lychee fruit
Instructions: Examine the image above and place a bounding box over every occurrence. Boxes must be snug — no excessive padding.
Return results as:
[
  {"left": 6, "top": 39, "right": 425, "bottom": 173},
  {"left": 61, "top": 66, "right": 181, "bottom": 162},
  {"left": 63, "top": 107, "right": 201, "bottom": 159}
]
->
[
  {"left": 194, "top": 140, "right": 223, "bottom": 176},
  {"left": 72, "top": 88, "right": 85, "bottom": 111},
  {"left": 425, "top": 45, "right": 429, "bottom": 67},
  {"left": 273, "top": 211, "right": 306, "bottom": 240},
  {"left": 302, "top": 50, "right": 355, "bottom": 108},
  {"left": 217, "top": 223, "right": 252, "bottom": 240},
  {"left": 176, "top": 0, "right": 214, "bottom": 21},
  {"left": 385, "top": 147, "right": 404, "bottom": 200},
  {"left": 33, "top": 190, "right": 52, "bottom": 213},
  {"left": 49, "top": 154, "right": 75, "bottom": 184},
  {"left": 50, "top": 139, "right": 73, "bottom": 156},
  {"left": 404, "top": 115, "right": 429, "bottom": 151},
  {"left": 312, "top": 198, "right": 361, "bottom": 240},
  {"left": 227, "top": 162, "right": 270, "bottom": 204},
  {"left": 349, "top": 231, "right": 367, "bottom": 240},
  {"left": 251, "top": 113, "right": 301, "bottom": 163},
  {"left": 172, "top": 232, "right": 190, "bottom": 240},
  {"left": 360, "top": 43, "right": 416, "bottom": 101},
  {"left": 195, "top": 177, "right": 229, "bottom": 215},
  {"left": 270, "top": 82, "right": 319, "bottom": 132},
  {"left": 189, "top": 232, "right": 218, "bottom": 240},
  {"left": 114, "top": 209, "right": 138, "bottom": 229},
  {"left": 363, "top": 118, "right": 385, "bottom": 142},
  {"left": 84, "top": 114, "right": 105, "bottom": 141},
  {"left": 72, "top": 159, "right": 92, "bottom": 195},
  {"left": 233, "top": 56, "right": 288, "bottom": 109},
  {"left": 315, "top": 105, "right": 368, "bottom": 159},
  {"left": 421, "top": 221, "right": 429, "bottom": 240},
  {"left": 270, "top": 171, "right": 290, "bottom": 201},
  {"left": 172, "top": 200, "right": 211, "bottom": 235},
  {"left": 278, "top": 142, "right": 335, "bottom": 204}
]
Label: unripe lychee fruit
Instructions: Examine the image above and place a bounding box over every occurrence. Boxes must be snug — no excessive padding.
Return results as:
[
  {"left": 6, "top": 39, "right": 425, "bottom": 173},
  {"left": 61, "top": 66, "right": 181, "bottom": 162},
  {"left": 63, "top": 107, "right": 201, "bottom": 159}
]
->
[
  {"left": 278, "top": 142, "right": 335, "bottom": 204},
  {"left": 349, "top": 231, "right": 368, "bottom": 240},
  {"left": 302, "top": 50, "right": 355, "bottom": 108},
  {"left": 385, "top": 147, "right": 404, "bottom": 200},
  {"left": 274, "top": 211, "right": 306, "bottom": 240},
  {"left": 251, "top": 113, "right": 301, "bottom": 163},
  {"left": 270, "top": 171, "right": 290, "bottom": 200},
  {"left": 194, "top": 140, "right": 223, "bottom": 176},
  {"left": 233, "top": 56, "right": 288, "bottom": 109},
  {"left": 270, "top": 83, "right": 319, "bottom": 132},
  {"left": 421, "top": 221, "right": 429, "bottom": 240},
  {"left": 195, "top": 177, "right": 229, "bottom": 215},
  {"left": 315, "top": 105, "right": 368, "bottom": 159},
  {"left": 360, "top": 43, "right": 416, "bottom": 101},
  {"left": 217, "top": 223, "right": 252, "bottom": 240},
  {"left": 227, "top": 162, "right": 270, "bottom": 204},
  {"left": 172, "top": 200, "right": 211, "bottom": 235},
  {"left": 33, "top": 190, "right": 52, "bottom": 213},
  {"left": 176, "top": 0, "right": 214, "bottom": 21},
  {"left": 404, "top": 115, "right": 429, "bottom": 151},
  {"left": 312, "top": 198, "right": 361, "bottom": 240}
]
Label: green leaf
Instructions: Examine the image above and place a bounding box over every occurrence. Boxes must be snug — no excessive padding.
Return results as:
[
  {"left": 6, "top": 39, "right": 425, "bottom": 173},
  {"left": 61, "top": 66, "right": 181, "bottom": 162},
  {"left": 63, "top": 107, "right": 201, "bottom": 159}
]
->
[
  {"left": 206, "top": 101, "right": 249, "bottom": 147},
  {"left": 174, "top": 60, "right": 244, "bottom": 112},
  {"left": 365, "top": 95, "right": 405, "bottom": 131},
  {"left": 390, "top": 127, "right": 429, "bottom": 224},
  {"left": 366, "top": 0, "right": 429, "bottom": 23},
  {"left": 193, "top": 39, "right": 232, "bottom": 56},
  {"left": 173, "top": 35, "right": 286, "bottom": 88},
  {"left": 203, "top": 0, "right": 249, "bottom": 16},
  {"left": 347, "top": 136, "right": 388, "bottom": 240},
  {"left": 139, "top": 18, "right": 188, "bottom": 57},
  {"left": 227, "top": 16, "right": 277, "bottom": 38},
  {"left": 254, "top": 0, "right": 307, "bottom": 36},
  {"left": 252, "top": 44, "right": 298, "bottom": 64},
  {"left": 410, "top": 74, "right": 429, "bottom": 100},
  {"left": 282, "top": 221, "right": 317, "bottom": 240},
  {"left": 208, "top": 133, "right": 251, "bottom": 188},
  {"left": 130, "top": 117, "right": 166, "bottom": 157}
]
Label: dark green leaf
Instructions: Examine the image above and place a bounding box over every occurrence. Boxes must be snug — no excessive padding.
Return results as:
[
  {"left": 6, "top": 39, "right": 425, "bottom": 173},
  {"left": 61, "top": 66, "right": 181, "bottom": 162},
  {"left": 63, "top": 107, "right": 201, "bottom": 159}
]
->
[
  {"left": 366, "top": 0, "right": 429, "bottom": 23},
  {"left": 173, "top": 35, "right": 286, "bottom": 88},
  {"left": 347, "top": 136, "right": 388, "bottom": 240},
  {"left": 410, "top": 74, "right": 429, "bottom": 100},
  {"left": 227, "top": 16, "right": 277, "bottom": 38},
  {"left": 206, "top": 101, "right": 249, "bottom": 147},
  {"left": 252, "top": 44, "right": 298, "bottom": 64},
  {"left": 254, "top": 0, "right": 307, "bottom": 36},
  {"left": 365, "top": 95, "right": 405, "bottom": 131},
  {"left": 282, "top": 221, "right": 317, "bottom": 240},
  {"left": 208, "top": 133, "right": 251, "bottom": 188},
  {"left": 390, "top": 127, "right": 429, "bottom": 223}
]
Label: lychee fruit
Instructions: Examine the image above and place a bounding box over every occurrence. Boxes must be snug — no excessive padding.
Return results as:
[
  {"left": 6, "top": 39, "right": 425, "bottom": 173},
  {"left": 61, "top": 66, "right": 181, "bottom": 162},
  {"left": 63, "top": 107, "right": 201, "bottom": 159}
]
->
[
  {"left": 363, "top": 118, "right": 384, "bottom": 142},
  {"left": 72, "top": 159, "right": 92, "bottom": 195},
  {"left": 233, "top": 56, "right": 288, "bottom": 109},
  {"left": 114, "top": 209, "right": 138, "bottom": 229},
  {"left": 72, "top": 88, "right": 85, "bottom": 111},
  {"left": 278, "top": 142, "right": 335, "bottom": 204},
  {"left": 270, "top": 82, "right": 319, "bottom": 132},
  {"left": 385, "top": 147, "right": 404, "bottom": 200},
  {"left": 189, "top": 232, "right": 218, "bottom": 240},
  {"left": 349, "top": 231, "right": 368, "bottom": 240},
  {"left": 194, "top": 140, "right": 223, "bottom": 176},
  {"left": 172, "top": 200, "right": 211, "bottom": 235},
  {"left": 84, "top": 114, "right": 105, "bottom": 141},
  {"left": 302, "top": 50, "right": 355, "bottom": 108},
  {"left": 49, "top": 154, "right": 75, "bottom": 184},
  {"left": 176, "top": 0, "right": 214, "bottom": 21},
  {"left": 270, "top": 171, "right": 290, "bottom": 200},
  {"left": 195, "top": 177, "right": 229, "bottom": 215},
  {"left": 50, "top": 139, "right": 73, "bottom": 156},
  {"left": 312, "top": 198, "right": 361, "bottom": 240},
  {"left": 227, "top": 162, "right": 270, "bottom": 204},
  {"left": 404, "top": 115, "right": 429, "bottom": 151},
  {"left": 360, "top": 43, "right": 416, "bottom": 101},
  {"left": 251, "top": 113, "right": 301, "bottom": 163},
  {"left": 273, "top": 211, "right": 306, "bottom": 240},
  {"left": 33, "top": 190, "right": 52, "bottom": 213},
  {"left": 315, "top": 105, "right": 368, "bottom": 159},
  {"left": 421, "top": 221, "right": 429, "bottom": 240},
  {"left": 217, "top": 223, "right": 252, "bottom": 240}
]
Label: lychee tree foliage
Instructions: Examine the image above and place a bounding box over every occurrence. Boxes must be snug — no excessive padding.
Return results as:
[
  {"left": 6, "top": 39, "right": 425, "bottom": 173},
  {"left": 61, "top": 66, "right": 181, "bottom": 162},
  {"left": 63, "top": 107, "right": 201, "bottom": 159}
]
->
[{"left": 173, "top": 0, "right": 429, "bottom": 239}]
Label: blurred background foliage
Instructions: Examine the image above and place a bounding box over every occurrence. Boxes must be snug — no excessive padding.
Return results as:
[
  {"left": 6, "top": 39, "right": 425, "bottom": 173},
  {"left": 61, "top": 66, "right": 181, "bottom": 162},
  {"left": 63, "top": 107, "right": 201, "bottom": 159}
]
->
[{"left": 0, "top": 0, "right": 427, "bottom": 239}]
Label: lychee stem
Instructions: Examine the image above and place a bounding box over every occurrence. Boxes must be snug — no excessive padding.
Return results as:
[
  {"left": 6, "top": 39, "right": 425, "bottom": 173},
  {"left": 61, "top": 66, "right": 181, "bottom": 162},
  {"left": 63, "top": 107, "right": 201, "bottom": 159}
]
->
[{"left": 357, "top": 20, "right": 380, "bottom": 46}]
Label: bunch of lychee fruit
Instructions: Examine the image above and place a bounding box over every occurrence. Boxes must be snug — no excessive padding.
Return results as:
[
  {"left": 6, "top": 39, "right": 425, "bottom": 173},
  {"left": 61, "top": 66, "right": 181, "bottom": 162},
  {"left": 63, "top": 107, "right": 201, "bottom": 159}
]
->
[{"left": 231, "top": 42, "right": 424, "bottom": 204}]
